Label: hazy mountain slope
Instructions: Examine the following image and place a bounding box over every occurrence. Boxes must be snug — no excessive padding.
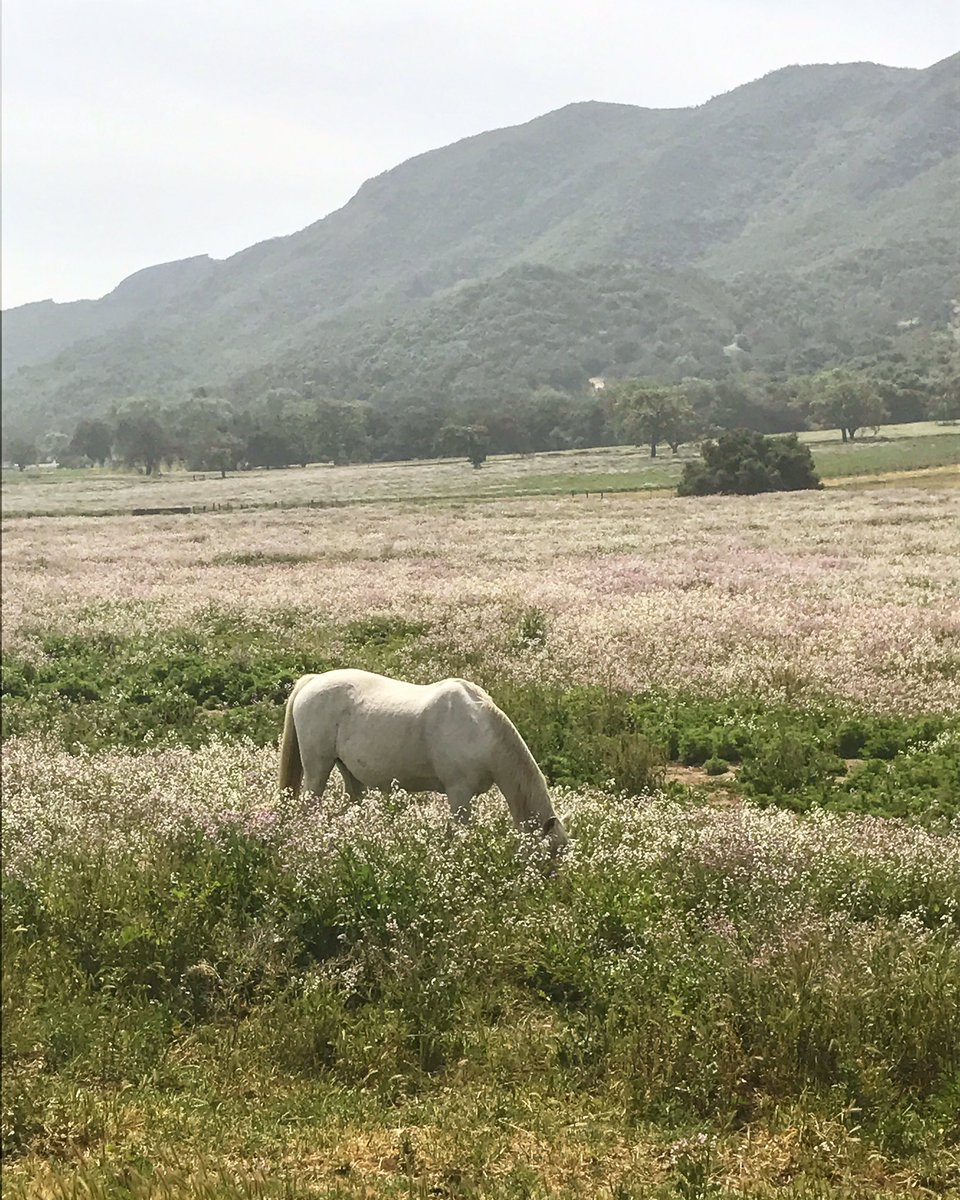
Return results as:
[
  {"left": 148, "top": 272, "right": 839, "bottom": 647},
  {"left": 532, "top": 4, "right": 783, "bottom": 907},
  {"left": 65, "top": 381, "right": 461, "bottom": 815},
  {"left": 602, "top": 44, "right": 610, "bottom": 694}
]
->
[
  {"left": 3, "top": 54, "right": 957, "bottom": 434},
  {"left": 1, "top": 255, "right": 216, "bottom": 378}
]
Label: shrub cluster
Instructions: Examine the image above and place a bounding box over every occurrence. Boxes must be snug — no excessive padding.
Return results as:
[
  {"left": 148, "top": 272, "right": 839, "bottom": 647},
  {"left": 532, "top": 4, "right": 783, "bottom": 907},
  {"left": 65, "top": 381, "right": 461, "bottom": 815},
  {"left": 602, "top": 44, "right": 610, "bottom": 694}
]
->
[{"left": 677, "top": 429, "right": 821, "bottom": 496}]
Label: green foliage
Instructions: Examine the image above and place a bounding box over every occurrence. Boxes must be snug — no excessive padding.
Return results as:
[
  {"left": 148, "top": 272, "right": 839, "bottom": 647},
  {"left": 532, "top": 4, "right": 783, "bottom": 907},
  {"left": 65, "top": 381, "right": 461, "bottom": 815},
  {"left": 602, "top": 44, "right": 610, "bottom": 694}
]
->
[
  {"left": 609, "top": 381, "right": 696, "bottom": 458},
  {"left": 3, "top": 602, "right": 959, "bottom": 1190},
  {"left": 113, "top": 402, "right": 170, "bottom": 475},
  {"left": 2, "top": 435, "right": 37, "bottom": 470},
  {"left": 809, "top": 367, "right": 889, "bottom": 441},
  {"left": 4, "top": 781, "right": 959, "bottom": 1187},
  {"left": 68, "top": 416, "right": 113, "bottom": 466},
  {"left": 435, "top": 422, "right": 490, "bottom": 468},
  {"left": 678, "top": 430, "right": 821, "bottom": 496}
]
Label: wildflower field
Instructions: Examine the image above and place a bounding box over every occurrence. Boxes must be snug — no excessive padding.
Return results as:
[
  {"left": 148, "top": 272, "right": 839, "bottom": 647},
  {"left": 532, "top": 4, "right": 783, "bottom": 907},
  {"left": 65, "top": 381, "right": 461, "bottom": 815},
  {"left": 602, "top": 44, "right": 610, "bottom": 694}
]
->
[{"left": 2, "top": 443, "right": 960, "bottom": 1198}]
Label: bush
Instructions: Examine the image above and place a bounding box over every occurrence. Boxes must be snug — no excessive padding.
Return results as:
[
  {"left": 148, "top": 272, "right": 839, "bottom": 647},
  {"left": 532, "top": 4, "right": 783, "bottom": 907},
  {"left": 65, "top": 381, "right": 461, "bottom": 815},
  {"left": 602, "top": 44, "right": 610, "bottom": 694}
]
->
[{"left": 678, "top": 430, "right": 821, "bottom": 496}]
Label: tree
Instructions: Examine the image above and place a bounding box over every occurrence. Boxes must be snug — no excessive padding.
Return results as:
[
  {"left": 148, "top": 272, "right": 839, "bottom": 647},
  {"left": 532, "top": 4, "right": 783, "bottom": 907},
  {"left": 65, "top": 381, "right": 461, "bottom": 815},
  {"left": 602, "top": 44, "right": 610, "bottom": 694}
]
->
[
  {"left": 678, "top": 430, "right": 821, "bottom": 496},
  {"left": 314, "top": 400, "right": 370, "bottom": 464},
  {"left": 115, "top": 404, "right": 169, "bottom": 475},
  {"left": 928, "top": 360, "right": 960, "bottom": 421},
  {"left": 610, "top": 381, "right": 691, "bottom": 458},
  {"left": 37, "top": 430, "right": 71, "bottom": 463},
  {"left": 464, "top": 424, "right": 490, "bottom": 469},
  {"left": 189, "top": 431, "right": 245, "bottom": 478},
  {"left": 435, "top": 423, "right": 490, "bottom": 468},
  {"left": 810, "top": 369, "right": 887, "bottom": 442},
  {"left": 244, "top": 425, "right": 294, "bottom": 468},
  {"left": 4, "top": 436, "right": 37, "bottom": 471},
  {"left": 171, "top": 397, "right": 247, "bottom": 476},
  {"left": 69, "top": 417, "right": 114, "bottom": 466}
]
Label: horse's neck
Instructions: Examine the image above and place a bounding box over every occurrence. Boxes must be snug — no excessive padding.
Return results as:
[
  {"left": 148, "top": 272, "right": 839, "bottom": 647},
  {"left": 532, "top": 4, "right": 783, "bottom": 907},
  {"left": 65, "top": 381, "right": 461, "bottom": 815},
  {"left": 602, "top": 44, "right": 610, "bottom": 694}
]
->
[{"left": 491, "top": 713, "right": 552, "bottom": 822}]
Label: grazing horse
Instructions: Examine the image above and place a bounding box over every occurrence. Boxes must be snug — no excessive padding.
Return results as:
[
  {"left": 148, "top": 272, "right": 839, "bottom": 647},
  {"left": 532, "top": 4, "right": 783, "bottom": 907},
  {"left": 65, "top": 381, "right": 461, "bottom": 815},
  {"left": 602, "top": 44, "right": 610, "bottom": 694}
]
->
[{"left": 278, "top": 669, "right": 568, "bottom": 853}]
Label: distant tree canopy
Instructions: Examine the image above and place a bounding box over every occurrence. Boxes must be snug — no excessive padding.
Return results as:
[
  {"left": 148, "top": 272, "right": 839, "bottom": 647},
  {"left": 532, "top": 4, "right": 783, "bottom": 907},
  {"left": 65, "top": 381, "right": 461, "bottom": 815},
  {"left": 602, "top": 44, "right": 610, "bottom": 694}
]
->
[
  {"left": 808, "top": 369, "right": 888, "bottom": 442},
  {"left": 7, "top": 335, "right": 955, "bottom": 478},
  {"left": 4, "top": 436, "right": 37, "bottom": 471},
  {"left": 609, "top": 381, "right": 696, "bottom": 458},
  {"left": 436, "top": 423, "right": 491, "bottom": 468},
  {"left": 114, "top": 404, "right": 169, "bottom": 475},
  {"left": 69, "top": 417, "right": 113, "bottom": 466},
  {"left": 677, "top": 430, "right": 822, "bottom": 497}
]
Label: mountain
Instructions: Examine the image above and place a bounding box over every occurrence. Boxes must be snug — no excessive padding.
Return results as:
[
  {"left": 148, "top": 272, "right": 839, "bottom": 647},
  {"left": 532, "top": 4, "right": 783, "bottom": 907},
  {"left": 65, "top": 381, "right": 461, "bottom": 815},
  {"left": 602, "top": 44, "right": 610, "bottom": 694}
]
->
[{"left": 3, "top": 54, "right": 958, "bottom": 435}]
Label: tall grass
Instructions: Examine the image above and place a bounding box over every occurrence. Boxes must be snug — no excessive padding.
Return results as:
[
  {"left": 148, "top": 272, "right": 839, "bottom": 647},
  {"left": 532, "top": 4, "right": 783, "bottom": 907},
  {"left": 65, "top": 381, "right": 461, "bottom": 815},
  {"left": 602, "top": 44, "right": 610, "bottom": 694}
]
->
[{"left": 3, "top": 739, "right": 959, "bottom": 1195}]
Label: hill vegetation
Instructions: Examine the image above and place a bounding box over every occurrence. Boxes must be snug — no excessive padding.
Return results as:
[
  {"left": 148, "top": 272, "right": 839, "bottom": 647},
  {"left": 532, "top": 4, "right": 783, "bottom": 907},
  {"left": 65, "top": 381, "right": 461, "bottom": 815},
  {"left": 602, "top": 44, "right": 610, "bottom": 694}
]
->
[{"left": 2, "top": 55, "right": 958, "bottom": 446}]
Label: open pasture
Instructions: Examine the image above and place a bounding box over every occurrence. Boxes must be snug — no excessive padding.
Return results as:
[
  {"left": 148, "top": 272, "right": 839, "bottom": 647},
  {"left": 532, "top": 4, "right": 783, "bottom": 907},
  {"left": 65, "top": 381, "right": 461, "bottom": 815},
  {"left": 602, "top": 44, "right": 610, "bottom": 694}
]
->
[
  {"left": 2, "top": 421, "right": 958, "bottom": 518},
  {"left": 3, "top": 466, "right": 960, "bottom": 1197}
]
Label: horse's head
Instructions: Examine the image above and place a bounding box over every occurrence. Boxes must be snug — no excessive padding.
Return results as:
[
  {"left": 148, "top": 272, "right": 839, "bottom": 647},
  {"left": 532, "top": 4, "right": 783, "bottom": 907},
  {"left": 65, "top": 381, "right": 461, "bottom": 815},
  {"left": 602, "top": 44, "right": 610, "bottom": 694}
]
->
[{"left": 542, "top": 815, "right": 569, "bottom": 856}]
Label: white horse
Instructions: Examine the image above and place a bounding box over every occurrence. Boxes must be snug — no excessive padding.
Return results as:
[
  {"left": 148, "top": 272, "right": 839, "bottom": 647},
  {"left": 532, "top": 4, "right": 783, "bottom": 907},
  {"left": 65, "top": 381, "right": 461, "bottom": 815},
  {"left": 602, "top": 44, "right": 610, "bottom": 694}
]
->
[{"left": 278, "top": 668, "right": 568, "bottom": 853}]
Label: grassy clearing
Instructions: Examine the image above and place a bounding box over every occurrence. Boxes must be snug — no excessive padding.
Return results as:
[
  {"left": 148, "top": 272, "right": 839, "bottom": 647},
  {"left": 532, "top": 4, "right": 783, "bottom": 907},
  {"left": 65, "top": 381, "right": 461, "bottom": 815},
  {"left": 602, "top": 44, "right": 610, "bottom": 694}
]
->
[
  {"left": 3, "top": 422, "right": 958, "bottom": 516},
  {"left": 811, "top": 433, "right": 960, "bottom": 479}
]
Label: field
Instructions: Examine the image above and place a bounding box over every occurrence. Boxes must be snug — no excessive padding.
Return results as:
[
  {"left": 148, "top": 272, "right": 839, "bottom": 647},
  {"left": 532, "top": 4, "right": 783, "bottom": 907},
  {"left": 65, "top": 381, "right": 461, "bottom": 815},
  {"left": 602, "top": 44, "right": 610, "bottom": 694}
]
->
[
  {"left": 2, "top": 428, "right": 959, "bottom": 1199},
  {"left": 2, "top": 422, "right": 957, "bottom": 517}
]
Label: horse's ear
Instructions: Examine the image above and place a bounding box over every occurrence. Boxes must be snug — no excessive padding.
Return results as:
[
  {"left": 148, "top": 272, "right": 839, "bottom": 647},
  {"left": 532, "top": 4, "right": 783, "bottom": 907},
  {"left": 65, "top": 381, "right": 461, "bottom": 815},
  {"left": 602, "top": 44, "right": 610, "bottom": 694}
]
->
[{"left": 542, "top": 816, "right": 558, "bottom": 835}]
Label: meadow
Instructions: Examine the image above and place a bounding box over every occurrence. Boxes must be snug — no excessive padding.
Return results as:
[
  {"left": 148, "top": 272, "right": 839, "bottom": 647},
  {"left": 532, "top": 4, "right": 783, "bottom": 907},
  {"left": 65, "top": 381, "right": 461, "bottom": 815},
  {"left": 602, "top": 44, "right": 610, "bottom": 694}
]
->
[
  {"left": 2, "top": 432, "right": 959, "bottom": 1198},
  {"left": 2, "top": 422, "right": 957, "bottom": 517}
]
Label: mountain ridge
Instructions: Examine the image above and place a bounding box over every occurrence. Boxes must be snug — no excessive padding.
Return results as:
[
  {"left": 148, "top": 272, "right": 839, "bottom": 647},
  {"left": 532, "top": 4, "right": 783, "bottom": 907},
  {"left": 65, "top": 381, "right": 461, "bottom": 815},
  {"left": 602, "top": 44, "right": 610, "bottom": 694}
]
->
[{"left": 3, "top": 54, "right": 958, "bottom": 435}]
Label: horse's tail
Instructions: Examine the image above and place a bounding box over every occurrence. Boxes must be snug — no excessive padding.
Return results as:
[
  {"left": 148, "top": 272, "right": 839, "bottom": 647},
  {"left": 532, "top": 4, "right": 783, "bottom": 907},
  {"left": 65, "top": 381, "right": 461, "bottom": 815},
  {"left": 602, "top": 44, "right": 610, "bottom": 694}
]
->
[{"left": 278, "top": 675, "right": 311, "bottom": 798}]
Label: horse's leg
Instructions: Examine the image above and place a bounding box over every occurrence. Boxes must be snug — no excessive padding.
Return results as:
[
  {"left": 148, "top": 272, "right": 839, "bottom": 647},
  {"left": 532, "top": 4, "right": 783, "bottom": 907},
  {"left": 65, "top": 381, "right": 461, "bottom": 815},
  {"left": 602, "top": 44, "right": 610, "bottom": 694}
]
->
[
  {"left": 336, "top": 761, "right": 366, "bottom": 804},
  {"left": 446, "top": 787, "right": 474, "bottom": 826},
  {"left": 301, "top": 758, "right": 335, "bottom": 802}
]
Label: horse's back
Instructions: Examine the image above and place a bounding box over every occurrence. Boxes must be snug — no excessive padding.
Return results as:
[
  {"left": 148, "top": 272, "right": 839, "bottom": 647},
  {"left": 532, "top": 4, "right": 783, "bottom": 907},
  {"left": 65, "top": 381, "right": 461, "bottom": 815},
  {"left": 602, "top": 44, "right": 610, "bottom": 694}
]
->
[
  {"left": 292, "top": 669, "right": 491, "bottom": 715},
  {"left": 290, "top": 669, "right": 501, "bottom": 793}
]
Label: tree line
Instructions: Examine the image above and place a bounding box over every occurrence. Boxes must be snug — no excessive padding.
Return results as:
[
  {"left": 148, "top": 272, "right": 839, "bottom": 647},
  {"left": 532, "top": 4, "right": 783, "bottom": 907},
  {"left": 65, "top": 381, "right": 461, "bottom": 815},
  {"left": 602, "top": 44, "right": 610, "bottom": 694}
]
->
[{"left": 4, "top": 348, "right": 958, "bottom": 475}]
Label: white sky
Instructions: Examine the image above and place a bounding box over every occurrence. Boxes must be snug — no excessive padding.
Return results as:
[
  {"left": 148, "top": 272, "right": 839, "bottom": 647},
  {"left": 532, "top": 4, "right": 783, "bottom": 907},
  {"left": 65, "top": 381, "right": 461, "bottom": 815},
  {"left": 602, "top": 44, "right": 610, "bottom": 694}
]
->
[{"left": 2, "top": 0, "right": 957, "bottom": 309}]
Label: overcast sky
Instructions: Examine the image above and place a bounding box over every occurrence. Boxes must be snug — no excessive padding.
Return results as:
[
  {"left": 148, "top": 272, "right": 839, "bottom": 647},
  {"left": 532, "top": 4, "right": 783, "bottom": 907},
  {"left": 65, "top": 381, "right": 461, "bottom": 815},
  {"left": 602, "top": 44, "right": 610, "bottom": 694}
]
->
[{"left": 2, "top": 1, "right": 956, "bottom": 310}]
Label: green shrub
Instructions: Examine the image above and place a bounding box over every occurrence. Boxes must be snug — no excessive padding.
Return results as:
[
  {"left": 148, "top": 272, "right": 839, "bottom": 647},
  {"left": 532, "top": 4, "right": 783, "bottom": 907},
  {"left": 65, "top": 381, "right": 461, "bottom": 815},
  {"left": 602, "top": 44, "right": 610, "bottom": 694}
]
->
[
  {"left": 678, "top": 430, "right": 821, "bottom": 496},
  {"left": 678, "top": 728, "right": 715, "bottom": 766}
]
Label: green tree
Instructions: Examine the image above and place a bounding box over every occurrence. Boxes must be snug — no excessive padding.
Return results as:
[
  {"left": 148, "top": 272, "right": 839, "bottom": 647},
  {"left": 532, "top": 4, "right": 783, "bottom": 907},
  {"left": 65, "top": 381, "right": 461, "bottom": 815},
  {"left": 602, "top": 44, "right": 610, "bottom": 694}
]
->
[
  {"left": 4, "top": 436, "right": 37, "bottom": 471},
  {"left": 192, "top": 431, "right": 245, "bottom": 478},
  {"left": 315, "top": 400, "right": 370, "bottom": 464},
  {"left": 810, "top": 369, "right": 887, "bottom": 442},
  {"left": 69, "top": 417, "right": 114, "bottom": 466},
  {"left": 435, "top": 423, "right": 490, "bottom": 468},
  {"left": 172, "top": 397, "right": 246, "bottom": 476},
  {"left": 678, "top": 430, "right": 821, "bottom": 496},
  {"left": 115, "top": 404, "right": 169, "bottom": 475},
  {"left": 464, "top": 424, "right": 490, "bottom": 469},
  {"left": 37, "top": 430, "right": 71, "bottom": 463},
  {"left": 611, "top": 381, "right": 691, "bottom": 458},
  {"left": 244, "top": 425, "right": 293, "bottom": 468},
  {"left": 928, "top": 357, "right": 960, "bottom": 421}
]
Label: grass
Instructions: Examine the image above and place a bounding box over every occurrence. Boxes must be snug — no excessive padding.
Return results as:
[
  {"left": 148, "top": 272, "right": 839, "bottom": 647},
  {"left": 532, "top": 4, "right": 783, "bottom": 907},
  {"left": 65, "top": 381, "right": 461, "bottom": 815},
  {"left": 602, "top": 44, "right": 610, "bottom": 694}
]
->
[
  {"left": 3, "top": 422, "right": 957, "bottom": 517},
  {"left": 811, "top": 433, "right": 960, "bottom": 479},
  {"left": 4, "top": 741, "right": 959, "bottom": 1197},
  {"left": 3, "top": 442, "right": 959, "bottom": 1196},
  {"left": 3, "top": 618, "right": 958, "bottom": 823}
]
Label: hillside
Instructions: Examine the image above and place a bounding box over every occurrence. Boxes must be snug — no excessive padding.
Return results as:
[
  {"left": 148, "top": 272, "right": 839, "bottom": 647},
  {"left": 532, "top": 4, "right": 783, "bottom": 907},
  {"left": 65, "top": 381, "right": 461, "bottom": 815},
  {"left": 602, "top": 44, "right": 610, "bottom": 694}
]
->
[{"left": 3, "top": 54, "right": 958, "bottom": 435}]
